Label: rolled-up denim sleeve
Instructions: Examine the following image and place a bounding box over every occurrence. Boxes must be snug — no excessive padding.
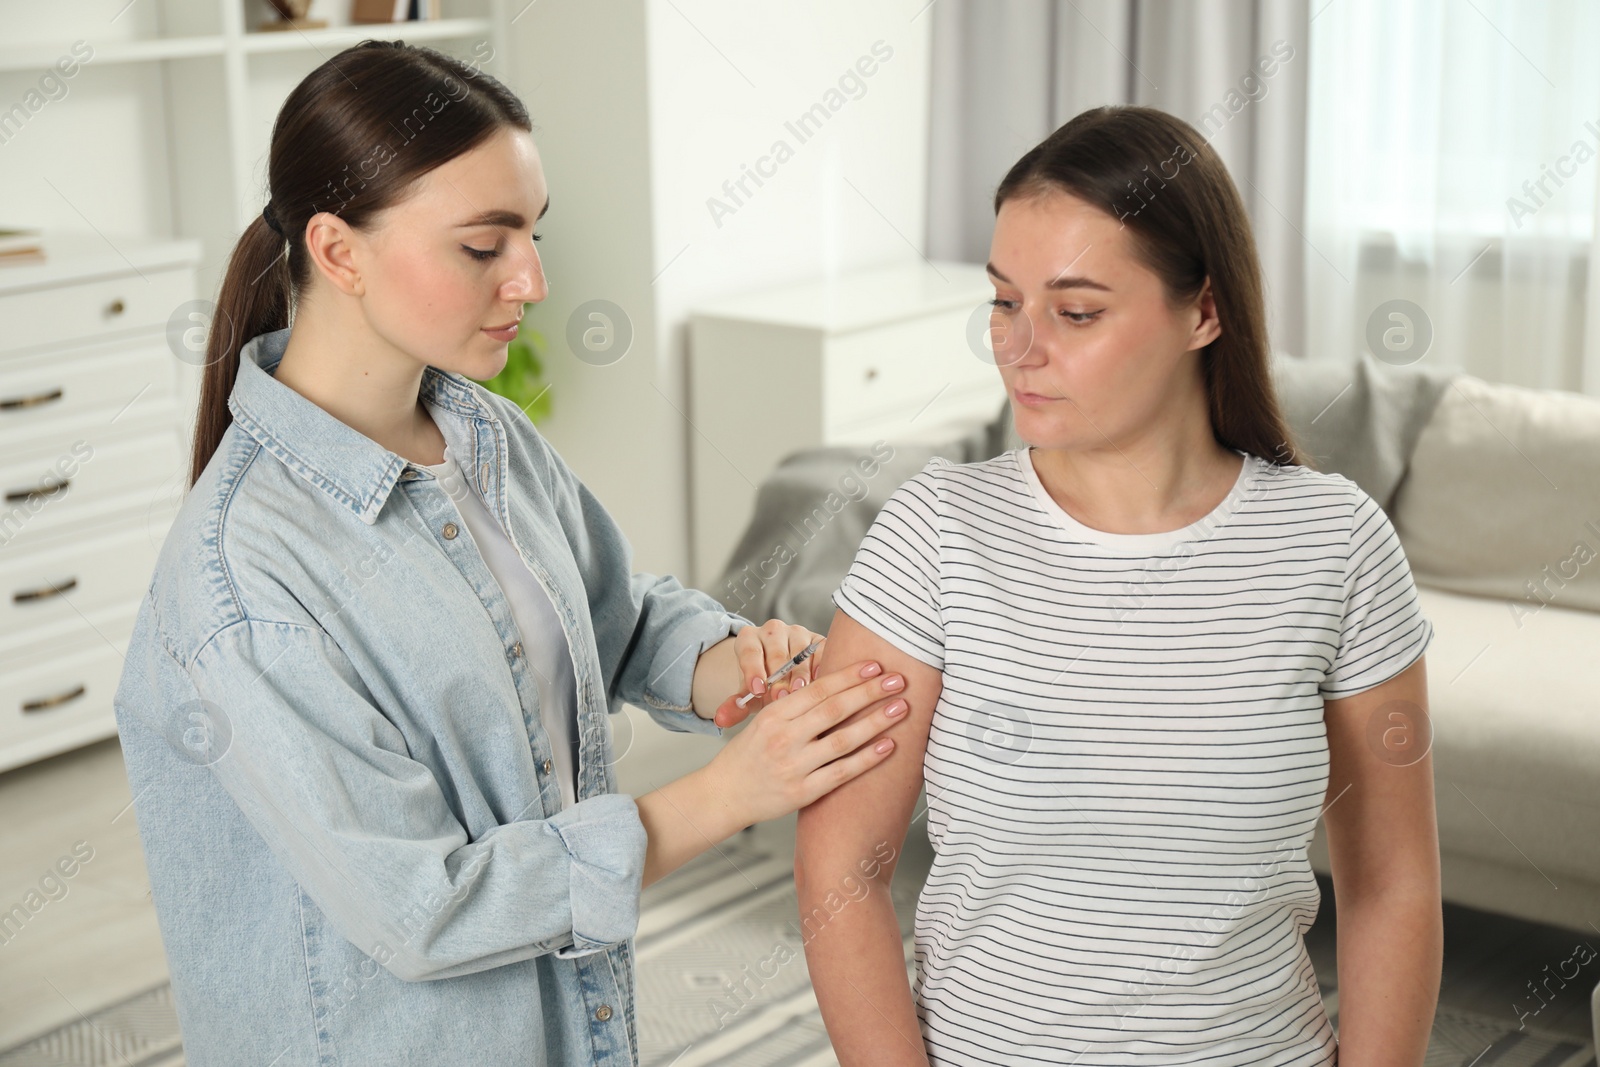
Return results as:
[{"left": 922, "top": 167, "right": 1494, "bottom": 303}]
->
[
  {"left": 186, "top": 618, "right": 646, "bottom": 980},
  {"left": 528, "top": 427, "right": 757, "bottom": 737}
]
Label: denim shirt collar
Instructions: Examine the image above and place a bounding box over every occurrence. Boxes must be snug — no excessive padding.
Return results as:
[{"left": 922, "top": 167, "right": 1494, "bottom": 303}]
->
[{"left": 226, "top": 325, "right": 487, "bottom": 526}]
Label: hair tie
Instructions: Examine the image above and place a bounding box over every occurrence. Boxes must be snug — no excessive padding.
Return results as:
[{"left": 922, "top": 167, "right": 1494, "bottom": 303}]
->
[{"left": 262, "top": 200, "right": 285, "bottom": 237}]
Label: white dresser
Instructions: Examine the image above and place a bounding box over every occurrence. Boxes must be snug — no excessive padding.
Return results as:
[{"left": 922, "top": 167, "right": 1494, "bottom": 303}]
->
[
  {"left": 686, "top": 260, "right": 1005, "bottom": 589},
  {"left": 0, "top": 233, "right": 198, "bottom": 772}
]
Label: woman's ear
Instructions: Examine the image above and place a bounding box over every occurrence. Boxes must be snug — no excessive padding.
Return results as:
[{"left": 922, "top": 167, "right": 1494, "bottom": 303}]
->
[{"left": 1188, "top": 275, "right": 1223, "bottom": 351}]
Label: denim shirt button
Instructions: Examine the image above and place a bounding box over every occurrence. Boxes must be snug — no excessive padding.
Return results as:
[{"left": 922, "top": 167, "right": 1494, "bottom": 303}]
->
[
  {"left": 542, "top": 758, "right": 553, "bottom": 775},
  {"left": 511, "top": 641, "right": 523, "bottom": 659},
  {"left": 595, "top": 1004, "right": 612, "bottom": 1022},
  {"left": 442, "top": 522, "right": 459, "bottom": 539}
]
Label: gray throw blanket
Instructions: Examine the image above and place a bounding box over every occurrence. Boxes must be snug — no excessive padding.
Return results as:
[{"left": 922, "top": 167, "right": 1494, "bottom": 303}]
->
[
  {"left": 714, "top": 353, "right": 1457, "bottom": 633},
  {"left": 712, "top": 410, "right": 1004, "bottom": 635}
]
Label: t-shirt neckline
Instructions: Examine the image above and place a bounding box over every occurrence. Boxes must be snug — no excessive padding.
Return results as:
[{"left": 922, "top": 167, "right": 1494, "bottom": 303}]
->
[
  {"left": 1015, "top": 446, "right": 1256, "bottom": 553},
  {"left": 419, "top": 441, "right": 454, "bottom": 473}
]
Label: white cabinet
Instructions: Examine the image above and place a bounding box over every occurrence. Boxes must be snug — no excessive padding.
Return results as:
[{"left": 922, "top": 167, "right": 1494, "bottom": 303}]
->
[
  {"left": 0, "top": 233, "right": 199, "bottom": 772},
  {"left": 687, "top": 260, "right": 1005, "bottom": 590},
  {"left": 0, "top": 0, "right": 517, "bottom": 771}
]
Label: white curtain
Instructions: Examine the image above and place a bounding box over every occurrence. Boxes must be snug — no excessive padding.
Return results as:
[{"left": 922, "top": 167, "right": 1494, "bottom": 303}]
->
[
  {"left": 925, "top": 0, "right": 1600, "bottom": 395},
  {"left": 926, "top": 0, "right": 1311, "bottom": 361},
  {"left": 1303, "top": 0, "right": 1600, "bottom": 394}
]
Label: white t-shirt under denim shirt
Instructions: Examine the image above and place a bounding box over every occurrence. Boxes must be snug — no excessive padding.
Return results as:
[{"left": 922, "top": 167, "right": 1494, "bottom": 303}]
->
[
  {"left": 421, "top": 439, "right": 579, "bottom": 809},
  {"left": 831, "top": 446, "right": 1434, "bottom": 1067}
]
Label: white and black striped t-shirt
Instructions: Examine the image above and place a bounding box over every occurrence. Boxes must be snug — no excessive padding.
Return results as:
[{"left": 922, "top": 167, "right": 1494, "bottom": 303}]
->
[{"left": 831, "top": 446, "right": 1433, "bottom": 1067}]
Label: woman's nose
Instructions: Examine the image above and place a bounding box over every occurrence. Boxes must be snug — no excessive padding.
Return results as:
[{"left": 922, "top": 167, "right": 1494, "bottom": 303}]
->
[
  {"left": 506, "top": 246, "right": 548, "bottom": 305},
  {"left": 996, "top": 305, "right": 1047, "bottom": 368}
]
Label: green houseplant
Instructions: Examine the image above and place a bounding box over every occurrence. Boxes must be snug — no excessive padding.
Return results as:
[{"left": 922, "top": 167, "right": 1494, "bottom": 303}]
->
[{"left": 471, "top": 311, "right": 552, "bottom": 424}]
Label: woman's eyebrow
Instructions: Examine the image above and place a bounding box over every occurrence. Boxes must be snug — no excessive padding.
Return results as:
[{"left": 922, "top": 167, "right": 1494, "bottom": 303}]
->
[
  {"left": 455, "top": 196, "right": 551, "bottom": 229},
  {"left": 986, "top": 262, "right": 1111, "bottom": 292}
]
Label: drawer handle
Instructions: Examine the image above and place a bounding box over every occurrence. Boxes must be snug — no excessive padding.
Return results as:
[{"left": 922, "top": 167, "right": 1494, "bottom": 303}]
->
[
  {"left": 0, "top": 387, "right": 65, "bottom": 411},
  {"left": 5, "top": 478, "right": 70, "bottom": 503},
  {"left": 14, "top": 577, "right": 78, "bottom": 603},
  {"left": 106, "top": 298, "right": 126, "bottom": 316},
  {"left": 23, "top": 684, "right": 86, "bottom": 713}
]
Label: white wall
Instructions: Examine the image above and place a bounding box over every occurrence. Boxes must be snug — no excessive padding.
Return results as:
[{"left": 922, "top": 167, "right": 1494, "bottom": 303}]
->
[
  {"left": 510, "top": 0, "right": 932, "bottom": 787},
  {"left": 646, "top": 0, "right": 933, "bottom": 583},
  {"left": 516, "top": 0, "right": 930, "bottom": 577}
]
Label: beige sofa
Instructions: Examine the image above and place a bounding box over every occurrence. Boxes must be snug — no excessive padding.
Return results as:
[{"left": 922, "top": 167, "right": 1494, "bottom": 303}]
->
[{"left": 1301, "top": 370, "right": 1600, "bottom": 1049}]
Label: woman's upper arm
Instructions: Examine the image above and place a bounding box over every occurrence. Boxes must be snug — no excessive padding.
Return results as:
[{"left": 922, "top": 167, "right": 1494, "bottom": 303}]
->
[
  {"left": 795, "top": 608, "right": 941, "bottom": 886},
  {"left": 1321, "top": 654, "right": 1439, "bottom": 903}
]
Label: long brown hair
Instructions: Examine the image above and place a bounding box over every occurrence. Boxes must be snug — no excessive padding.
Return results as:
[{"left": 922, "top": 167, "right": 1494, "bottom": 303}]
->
[
  {"left": 189, "top": 39, "right": 532, "bottom": 488},
  {"left": 993, "top": 105, "right": 1308, "bottom": 469}
]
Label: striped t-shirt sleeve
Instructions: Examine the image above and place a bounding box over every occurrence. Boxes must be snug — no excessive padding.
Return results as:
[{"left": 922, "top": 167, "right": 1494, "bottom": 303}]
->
[
  {"left": 831, "top": 461, "right": 944, "bottom": 671},
  {"left": 1320, "top": 483, "right": 1434, "bottom": 699}
]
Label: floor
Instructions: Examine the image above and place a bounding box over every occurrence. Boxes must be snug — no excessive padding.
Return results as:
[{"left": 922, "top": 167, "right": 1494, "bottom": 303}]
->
[
  {"left": 0, "top": 738, "right": 170, "bottom": 1054},
  {"left": 1, "top": 735, "right": 1595, "bottom": 1065}
]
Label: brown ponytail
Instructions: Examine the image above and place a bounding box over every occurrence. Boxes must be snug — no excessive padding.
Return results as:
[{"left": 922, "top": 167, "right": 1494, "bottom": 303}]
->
[
  {"left": 188, "top": 39, "right": 532, "bottom": 489},
  {"left": 994, "top": 105, "right": 1309, "bottom": 469}
]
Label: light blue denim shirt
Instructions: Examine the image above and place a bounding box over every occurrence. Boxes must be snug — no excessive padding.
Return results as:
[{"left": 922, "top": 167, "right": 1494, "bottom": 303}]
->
[{"left": 113, "top": 325, "right": 753, "bottom": 1066}]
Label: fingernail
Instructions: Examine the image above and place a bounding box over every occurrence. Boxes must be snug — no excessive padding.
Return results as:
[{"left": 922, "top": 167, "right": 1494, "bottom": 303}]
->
[
  {"left": 885, "top": 699, "right": 907, "bottom": 717},
  {"left": 882, "top": 675, "right": 904, "bottom": 691},
  {"left": 753, "top": 678, "right": 765, "bottom": 693},
  {"left": 793, "top": 676, "right": 806, "bottom": 689},
  {"left": 860, "top": 662, "right": 882, "bottom": 677},
  {"left": 875, "top": 739, "right": 894, "bottom": 753}
]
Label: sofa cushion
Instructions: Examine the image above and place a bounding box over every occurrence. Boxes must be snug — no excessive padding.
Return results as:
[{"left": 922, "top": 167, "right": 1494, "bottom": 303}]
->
[
  {"left": 1416, "top": 585, "right": 1600, "bottom": 884},
  {"left": 1393, "top": 375, "right": 1600, "bottom": 614},
  {"left": 1269, "top": 352, "right": 1456, "bottom": 512}
]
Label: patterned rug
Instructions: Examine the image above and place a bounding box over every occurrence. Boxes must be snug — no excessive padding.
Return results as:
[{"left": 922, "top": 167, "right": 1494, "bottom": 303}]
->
[{"left": 3, "top": 830, "right": 1594, "bottom": 1067}]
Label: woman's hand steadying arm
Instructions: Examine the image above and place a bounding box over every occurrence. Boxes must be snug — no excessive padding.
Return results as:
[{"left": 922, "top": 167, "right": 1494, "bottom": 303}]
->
[{"left": 636, "top": 653, "right": 905, "bottom": 889}]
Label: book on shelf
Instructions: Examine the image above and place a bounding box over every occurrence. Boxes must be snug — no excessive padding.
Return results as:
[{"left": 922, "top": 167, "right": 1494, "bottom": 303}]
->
[{"left": 0, "top": 226, "right": 45, "bottom": 264}]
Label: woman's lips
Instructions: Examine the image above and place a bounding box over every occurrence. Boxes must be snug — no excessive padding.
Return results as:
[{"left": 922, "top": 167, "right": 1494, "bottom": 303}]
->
[
  {"left": 482, "top": 323, "right": 519, "bottom": 341},
  {"left": 1013, "top": 389, "right": 1060, "bottom": 407}
]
